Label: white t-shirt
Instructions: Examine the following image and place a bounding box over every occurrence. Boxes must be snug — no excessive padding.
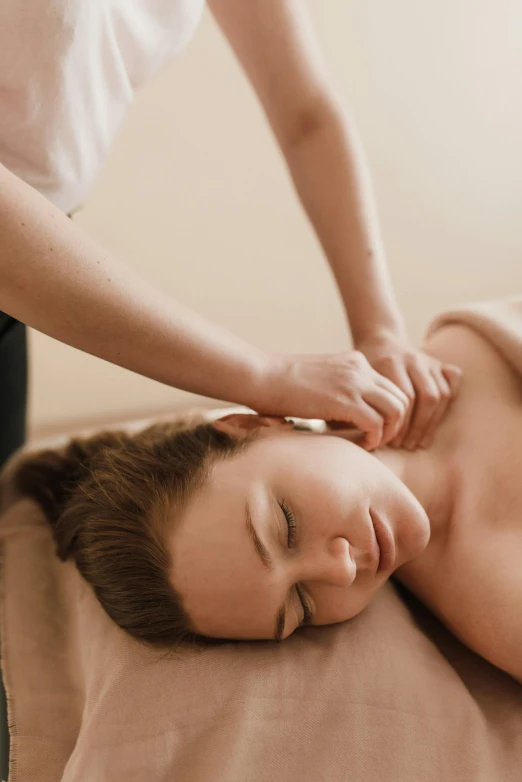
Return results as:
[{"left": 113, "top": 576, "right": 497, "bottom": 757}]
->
[{"left": 0, "top": 0, "right": 206, "bottom": 214}]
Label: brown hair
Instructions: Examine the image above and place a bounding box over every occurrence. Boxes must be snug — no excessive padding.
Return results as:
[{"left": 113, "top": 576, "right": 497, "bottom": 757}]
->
[{"left": 14, "top": 417, "right": 250, "bottom": 649}]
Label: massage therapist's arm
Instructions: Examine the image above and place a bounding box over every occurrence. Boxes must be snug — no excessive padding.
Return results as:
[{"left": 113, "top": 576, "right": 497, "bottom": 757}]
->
[
  {"left": 209, "top": 0, "right": 462, "bottom": 449},
  {"left": 0, "top": 162, "right": 270, "bottom": 405},
  {"left": 0, "top": 162, "right": 407, "bottom": 447}
]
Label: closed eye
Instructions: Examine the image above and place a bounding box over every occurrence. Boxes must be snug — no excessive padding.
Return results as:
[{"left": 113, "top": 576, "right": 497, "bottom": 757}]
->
[
  {"left": 279, "top": 500, "right": 313, "bottom": 624},
  {"left": 280, "top": 499, "right": 297, "bottom": 546}
]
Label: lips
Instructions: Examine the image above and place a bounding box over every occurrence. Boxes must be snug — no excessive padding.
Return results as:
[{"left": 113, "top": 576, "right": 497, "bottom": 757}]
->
[{"left": 369, "top": 509, "right": 396, "bottom": 574}]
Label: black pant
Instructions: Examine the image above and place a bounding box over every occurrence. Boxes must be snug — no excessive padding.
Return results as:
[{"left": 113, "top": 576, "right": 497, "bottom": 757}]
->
[
  {"left": 0, "top": 310, "right": 28, "bottom": 781},
  {"left": 0, "top": 312, "right": 27, "bottom": 468}
]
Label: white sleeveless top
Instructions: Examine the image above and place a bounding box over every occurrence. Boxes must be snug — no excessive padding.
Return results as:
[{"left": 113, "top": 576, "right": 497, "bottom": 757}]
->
[{"left": 0, "top": 0, "right": 205, "bottom": 213}]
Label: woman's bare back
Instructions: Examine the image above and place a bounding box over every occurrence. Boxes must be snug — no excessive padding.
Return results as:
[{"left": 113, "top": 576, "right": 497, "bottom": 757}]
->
[{"left": 395, "top": 321, "right": 522, "bottom": 681}]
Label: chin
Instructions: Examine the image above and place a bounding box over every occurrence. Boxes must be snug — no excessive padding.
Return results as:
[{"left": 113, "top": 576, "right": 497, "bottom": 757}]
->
[
  {"left": 397, "top": 503, "right": 431, "bottom": 566},
  {"left": 409, "top": 506, "right": 431, "bottom": 559}
]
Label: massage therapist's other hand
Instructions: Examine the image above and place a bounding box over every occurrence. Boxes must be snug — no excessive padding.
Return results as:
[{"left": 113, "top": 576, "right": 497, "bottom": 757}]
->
[
  {"left": 258, "top": 350, "right": 409, "bottom": 451},
  {"left": 354, "top": 332, "right": 462, "bottom": 450}
]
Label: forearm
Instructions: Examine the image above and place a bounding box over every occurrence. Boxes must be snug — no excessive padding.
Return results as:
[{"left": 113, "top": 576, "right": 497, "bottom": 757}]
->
[
  {"left": 0, "top": 164, "right": 269, "bottom": 407},
  {"left": 283, "top": 102, "right": 406, "bottom": 345}
]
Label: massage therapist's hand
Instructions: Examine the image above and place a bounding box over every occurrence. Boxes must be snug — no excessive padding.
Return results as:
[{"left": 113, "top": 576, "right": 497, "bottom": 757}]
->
[
  {"left": 354, "top": 332, "right": 462, "bottom": 450},
  {"left": 259, "top": 350, "right": 409, "bottom": 451}
]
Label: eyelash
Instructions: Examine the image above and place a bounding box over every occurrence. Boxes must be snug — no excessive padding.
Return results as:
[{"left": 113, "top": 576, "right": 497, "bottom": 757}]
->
[
  {"left": 279, "top": 500, "right": 313, "bottom": 625},
  {"left": 281, "top": 499, "right": 297, "bottom": 547}
]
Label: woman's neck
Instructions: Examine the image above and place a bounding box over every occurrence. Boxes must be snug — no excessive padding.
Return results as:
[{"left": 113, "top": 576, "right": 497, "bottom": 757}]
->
[{"left": 373, "top": 440, "right": 457, "bottom": 537}]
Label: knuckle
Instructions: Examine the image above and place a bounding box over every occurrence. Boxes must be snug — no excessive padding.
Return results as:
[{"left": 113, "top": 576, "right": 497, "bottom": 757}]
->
[
  {"left": 370, "top": 409, "right": 384, "bottom": 426},
  {"left": 390, "top": 398, "right": 405, "bottom": 415},
  {"left": 390, "top": 411, "right": 403, "bottom": 427},
  {"left": 345, "top": 391, "right": 361, "bottom": 406},
  {"left": 445, "top": 362, "right": 461, "bottom": 374},
  {"left": 385, "top": 410, "right": 401, "bottom": 426},
  {"left": 400, "top": 384, "right": 415, "bottom": 401},
  {"left": 419, "top": 388, "right": 440, "bottom": 405},
  {"left": 393, "top": 400, "right": 406, "bottom": 416},
  {"left": 351, "top": 350, "right": 368, "bottom": 367},
  {"left": 336, "top": 368, "right": 356, "bottom": 388}
]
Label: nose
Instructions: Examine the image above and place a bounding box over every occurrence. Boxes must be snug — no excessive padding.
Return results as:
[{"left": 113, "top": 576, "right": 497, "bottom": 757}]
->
[{"left": 302, "top": 536, "right": 356, "bottom": 587}]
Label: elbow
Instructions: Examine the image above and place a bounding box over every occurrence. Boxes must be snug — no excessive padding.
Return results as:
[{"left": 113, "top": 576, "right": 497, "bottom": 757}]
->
[{"left": 279, "top": 95, "right": 344, "bottom": 154}]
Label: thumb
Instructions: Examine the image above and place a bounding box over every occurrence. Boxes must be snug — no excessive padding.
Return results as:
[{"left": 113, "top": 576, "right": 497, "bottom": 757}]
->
[
  {"left": 442, "top": 364, "right": 462, "bottom": 398},
  {"left": 345, "top": 401, "right": 384, "bottom": 451}
]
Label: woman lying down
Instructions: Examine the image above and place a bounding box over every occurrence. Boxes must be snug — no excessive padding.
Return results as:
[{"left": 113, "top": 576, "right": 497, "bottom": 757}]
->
[{"left": 14, "top": 297, "right": 522, "bottom": 683}]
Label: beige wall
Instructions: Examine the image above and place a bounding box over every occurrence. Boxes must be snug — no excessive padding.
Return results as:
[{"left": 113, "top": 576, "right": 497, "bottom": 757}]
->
[{"left": 28, "top": 0, "right": 522, "bottom": 439}]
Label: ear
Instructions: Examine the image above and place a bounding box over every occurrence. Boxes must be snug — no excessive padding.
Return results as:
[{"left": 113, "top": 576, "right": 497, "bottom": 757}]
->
[{"left": 212, "top": 414, "right": 293, "bottom": 439}]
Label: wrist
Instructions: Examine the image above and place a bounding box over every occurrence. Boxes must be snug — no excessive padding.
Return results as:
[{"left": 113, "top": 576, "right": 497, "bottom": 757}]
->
[
  {"left": 235, "top": 349, "right": 286, "bottom": 415},
  {"left": 351, "top": 316, "right": 409, "bottom": 351}
]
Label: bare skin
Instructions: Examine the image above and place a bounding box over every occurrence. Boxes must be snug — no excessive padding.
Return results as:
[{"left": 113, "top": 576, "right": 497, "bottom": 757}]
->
[
  {"left": 170, "top": 321, "right": 522, "bottom": 682},
  {"left": 209, "top": 0, "right": 462, "bottom": 448},
  {"left": 394, "top": 322, "right": 522, "bottom": 683},
  {"left": 0, "top": 0, "right": 460, "bottom": 448}
]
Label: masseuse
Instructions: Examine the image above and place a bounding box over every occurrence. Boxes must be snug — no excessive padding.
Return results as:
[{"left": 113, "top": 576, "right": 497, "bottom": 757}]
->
[{"left": 0, "top": 0, "right": 461, "bottom": 469}]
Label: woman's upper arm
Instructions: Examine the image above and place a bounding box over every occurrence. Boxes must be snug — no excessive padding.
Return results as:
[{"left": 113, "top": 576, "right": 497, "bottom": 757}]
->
[
  {"left": 438, "top": 538, "right": 522, "bottom": 685},
  {"left": 207, "top": 0, "right": 342, "bottom": 148}
]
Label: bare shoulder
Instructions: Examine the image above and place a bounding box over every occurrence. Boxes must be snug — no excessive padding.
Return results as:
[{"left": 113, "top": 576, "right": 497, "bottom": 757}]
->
[
  {"left": 425, "top": 533, "right": 522, "bottom": 684},
  {"left": 398, "top": 320, "right": 522, "bottom": 682},
  {"left": 422, "top": 321, "right": 522, "bottom": 405}
]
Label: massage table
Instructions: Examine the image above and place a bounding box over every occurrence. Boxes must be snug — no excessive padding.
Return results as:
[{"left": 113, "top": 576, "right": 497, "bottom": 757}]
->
[{"left": 0, "top": 396, "right": 522, "bottom": 782}]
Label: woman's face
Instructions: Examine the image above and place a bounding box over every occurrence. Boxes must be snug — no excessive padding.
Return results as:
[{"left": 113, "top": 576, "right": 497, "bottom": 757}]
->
[{"left": 168, "top": 418, "right": 430, "bottom": 641}]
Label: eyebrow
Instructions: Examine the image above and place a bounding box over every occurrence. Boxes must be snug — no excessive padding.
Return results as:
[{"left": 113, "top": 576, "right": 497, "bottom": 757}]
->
[{"left": 245, "top": 501, "right": 287, "bottom": 642}]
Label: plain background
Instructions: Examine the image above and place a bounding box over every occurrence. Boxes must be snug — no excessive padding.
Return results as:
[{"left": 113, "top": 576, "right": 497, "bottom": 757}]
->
[{"left": 28, "top": 0, "right": 522, "bottom": 440}]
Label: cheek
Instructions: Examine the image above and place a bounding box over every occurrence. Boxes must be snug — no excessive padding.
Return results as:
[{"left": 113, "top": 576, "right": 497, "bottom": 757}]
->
[
  {"left": 294, "top": 454, "right": 359, "bottom": 514},
  {"left": 302, "top": 472, "right": 367, "bottom": 541}
]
